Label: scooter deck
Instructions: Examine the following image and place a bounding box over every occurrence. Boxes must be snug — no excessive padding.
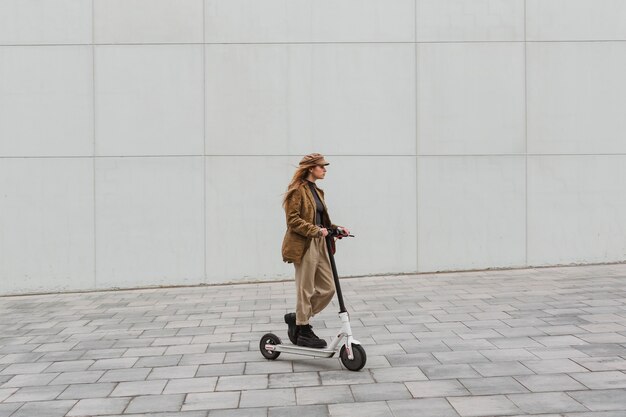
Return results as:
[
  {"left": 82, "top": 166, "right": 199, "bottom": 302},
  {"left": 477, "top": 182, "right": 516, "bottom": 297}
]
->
[{"left": 270, "top": 343, "right": 337, "bottom": 358}]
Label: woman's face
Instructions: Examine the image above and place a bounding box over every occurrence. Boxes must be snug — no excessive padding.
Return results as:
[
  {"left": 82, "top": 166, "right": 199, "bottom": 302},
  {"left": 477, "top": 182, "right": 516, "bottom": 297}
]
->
[{"left": 309, "top": 165, "right": 327, "bottom": 180}]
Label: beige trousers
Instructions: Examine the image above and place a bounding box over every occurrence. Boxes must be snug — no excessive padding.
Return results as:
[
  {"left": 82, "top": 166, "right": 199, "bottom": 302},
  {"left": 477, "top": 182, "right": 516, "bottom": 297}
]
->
[{"left": 294, "top": 236, "right": 336, "bottom": 325}]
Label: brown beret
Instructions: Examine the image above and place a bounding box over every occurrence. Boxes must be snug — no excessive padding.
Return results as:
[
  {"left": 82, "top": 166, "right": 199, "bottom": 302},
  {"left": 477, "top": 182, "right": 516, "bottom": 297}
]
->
[{"left": 299, "top": 153, "right": 329, "bottom": 167}]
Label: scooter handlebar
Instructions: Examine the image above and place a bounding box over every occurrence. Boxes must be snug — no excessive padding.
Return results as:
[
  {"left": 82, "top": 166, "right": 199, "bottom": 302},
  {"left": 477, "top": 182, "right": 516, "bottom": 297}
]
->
[{"left": 325, "top": 227, "right": 354, "bottom": 238}]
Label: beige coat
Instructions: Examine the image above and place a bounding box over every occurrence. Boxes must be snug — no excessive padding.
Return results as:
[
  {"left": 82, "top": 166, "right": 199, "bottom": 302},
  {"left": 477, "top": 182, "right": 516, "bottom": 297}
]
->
[{"left": 282, "top": 182, "right": 335, "bottom": 263}]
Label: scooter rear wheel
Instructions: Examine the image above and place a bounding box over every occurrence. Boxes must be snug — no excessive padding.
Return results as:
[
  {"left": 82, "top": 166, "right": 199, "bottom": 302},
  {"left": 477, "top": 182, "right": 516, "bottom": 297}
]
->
[
  {"left": 340, "top": 343, "right": 366, "bottom": 371},
  {"left": 259, "top": 333, "right": 281, "bottom": 360}
]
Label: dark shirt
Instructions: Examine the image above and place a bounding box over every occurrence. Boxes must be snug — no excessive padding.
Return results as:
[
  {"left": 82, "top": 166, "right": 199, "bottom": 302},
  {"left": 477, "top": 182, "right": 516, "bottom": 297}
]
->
[{"left": 307, "top": 181, "right": 324, "bottom": 226}]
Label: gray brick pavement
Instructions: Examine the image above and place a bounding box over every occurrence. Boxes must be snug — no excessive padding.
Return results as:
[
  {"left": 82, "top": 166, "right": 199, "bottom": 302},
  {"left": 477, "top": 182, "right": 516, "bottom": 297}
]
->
[{"left": 1, "top": 264, "right": 626, "bottom": 416}]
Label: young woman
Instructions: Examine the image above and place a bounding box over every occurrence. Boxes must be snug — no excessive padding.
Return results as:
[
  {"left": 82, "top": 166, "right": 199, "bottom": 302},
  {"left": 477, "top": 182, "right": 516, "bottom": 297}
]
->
[{"left": 281, "top": 153, "right": 349, "bottom": 348}]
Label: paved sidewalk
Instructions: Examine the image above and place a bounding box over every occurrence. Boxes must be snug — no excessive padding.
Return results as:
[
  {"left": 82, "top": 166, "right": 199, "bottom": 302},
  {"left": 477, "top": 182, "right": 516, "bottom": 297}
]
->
[{"left": 1, "top": 264, "right": 626, "bottom": 417}]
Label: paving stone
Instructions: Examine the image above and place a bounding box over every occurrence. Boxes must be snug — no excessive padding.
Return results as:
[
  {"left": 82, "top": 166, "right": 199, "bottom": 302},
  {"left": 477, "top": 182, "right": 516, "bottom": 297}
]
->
[
  {"left": 197, "top": 363, "right": 245, "bottom": 377},
  {"left": 388, "top": 398, "right": 460, "bottom": 417},
  {"left": 268, "top": 404, "right": 329, "bottom": 417},
  {"left": 183, "top": 392, "right": 240, "bottom": 411},
  {"left": 515, "top": 374, "right": 587, "bottom": 392},
  {"left": 179, "top": 353, "right": 225, "bottom": 366},
  {"left": 522, "top": 359, "right": 589, "bottom": 374},
  {"left": 319, "top": 370, "right": 374, "bottom": 385},
  {"left": 448, "top": 395, "right": 521, "bottom": 416},
  {"left": 216, "top": 375, "right": 268, "bottom": 391},
  {"left": 529, "top": 347, "right": 591, "bottom": 359},
  {"left": 123, "top": 347, "right": 168, "bottom": 357},
  {"left": 385, "top": 353, "right": 439, "bottom": 367},
  {"left": 328, "top": 401, "right": 393, "bottom": 417},
  {"left": 370, "top": 366, "right": 427, "bottom": 383},
  {"left": 570, "top": 371, "right": 626, "bottom": 389},
  {"left": 296, "top": 385, "right": 354, "bottom": 405},
  {"left": 89, "top": 357, "right": 138, "bottom": 370},
  {"left": 577, "top": 333, "right": 626, "bottom": 343},
  {"left": 45, "top": 360, "right": 95, "bottom": 372},
  {"left": 471, "top": 361, "right": 534, "bottom": 377},
  {"left": 433, "top": 351, "right": 489, "bottom": 364},
  {"left": 420, "top": 364, "right": 481, "bottom": 379},
  {"left": 3, "top": 385, "right": 68, "bottom": 402},
  {"left": 491, "top": 337, "right": 544, "bottom": 349},
  {"left": 533, "top": 335, "right": 589, "bottom": 347},
  {"left": 39, "top": 351, "right": 86, "bottom": 362},
  {"left": 239, "top": 388, "right": 295, "bottom": 408},
  {"left": 244, "top": 360, "right": 292, "bottom": 375},
  {"left": 0, "top": 388, "right": 17, "bottom": 402},
  {"left": 126, "top": 394, "right": 186, "bottom": 413},
  {"left": 268, "top": 372, "right": 320, "bottom": 388},
  {"left": 292, "top": 358, "right": 342, "bottom": 372},
  {"left": 0, "top": 362, "right": 51, "bottom": 374},
  {"left": 81, "top": 349, "right": 127, "bottom": 360},
  {"left": 223, "top": 351, "right": 267, "bottom": 364},
  {"left": 568, "top": 389, "right": 626, "bottom": 411},
  {"left": 110, "top": 379, "right": 167, "bottom": 396},
  {"left": 350, "top": 382, "right": 411, "bottom": 401},
  {"left": 135, "top": 355, "right": 182, "bottom": 368},
  {"left": 0, "top": 403, "right": 22, "bottom": 417},
  {"left": 459, "top": 377, "right": 529, "bottom": 395},
  {"left": 99, "top": 367, "right": 151, "bottom": 382},
  {"left": 50, "top": 370, "right": 104, "bottom": 385},
  {"left": 57, "top": 382, "right": 116, "bottom": 399},
  {"left": 66, "top": 397, "right": 130, "bottom": 416},
  {"left": 574, "top": 344, "right": 626, "bottom": 357},
  {"left": 0, "top": 353, "right": 43, "bottom": 365},
  {"left": 572, "top": 357, "right": 626, "bottom": 371},
  {"left": 442, "top": 339, "right": 496, "bottom": 351},
  {"left": 210, "top": 408, "right": 268, "bottom": 417},
  {"left": 507, "top": 392, "right": 588, "bottom": 414},
  {"left": 2, "top": 372, "right": 59, "bottom": 387},
  {"left": 148, "top": 365, "right": 198, "bottom": 379},
  {"left": 478, "top": 348, "right": 538, "bottom": 362},
  {"left": 405, "top": 380, "right": 469, "bottom": 398},
  {"left": 10, "top": 399, "right": 77, "bottom": 417},
  {"left": 164, "top": 377, "right": 218, "bottom": 394},
  {"left": 165, "top": 344, "right": 209, "bottom": 356}
]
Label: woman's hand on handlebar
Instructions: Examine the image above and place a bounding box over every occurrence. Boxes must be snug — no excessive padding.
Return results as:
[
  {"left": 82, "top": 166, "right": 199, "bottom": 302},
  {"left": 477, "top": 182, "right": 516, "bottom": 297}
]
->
[{"left": 319, "top": 227, "right": 329, "bottom": 237}]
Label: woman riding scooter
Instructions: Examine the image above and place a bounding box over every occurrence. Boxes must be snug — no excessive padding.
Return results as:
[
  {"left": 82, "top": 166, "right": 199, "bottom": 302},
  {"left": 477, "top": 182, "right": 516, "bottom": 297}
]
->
[{"left": 281, "top": 153, "right": 350, "bottom": 348}]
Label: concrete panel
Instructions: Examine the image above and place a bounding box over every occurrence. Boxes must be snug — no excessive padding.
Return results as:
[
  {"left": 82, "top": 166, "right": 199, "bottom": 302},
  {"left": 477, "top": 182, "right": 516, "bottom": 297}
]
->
[
  {"left": 95, "top": 45, "right": 204, "bottom": 156},
  {"left": 322, "top": 156, "right": 418, "bottom": 276},
  {"left": 417, "top": 43, "right": 525, "bottom": 155},
  {"left": 0, "top": 46, "right": 93, "bottom": 157},
  {"left": 204, "top": 45, "right": 290, "bottom": 156},
  {"left": 205, "top": 156, "right": 293, "bottom": 283},
  {"left": 527, "top": 0, "right": 626, "bottom": 41},
  {"left": 0, "top": 158, "right": 94, "bottom": 294},
  {"left": 205, "top": 44, "right": 415, "bottom": 156},
  {"left": 528, "top": 156, "right": 626, "bottom": 266},
  {"left": 418, "top": 156, "right": 526, "bottom": 272},
  {"left": 205, "top": 0, "right": 415, "bottom": 43},
  {"left": 94, "top": 0, "right": 203, "bottom": 44},
  {"left": 95, "top": 157, "right": 205, "bottom": 288},
  {"left": 0, "top": 0, "right": 92, "bottom": 45},
  {"left": 416, "top": 0, "right": 524, "bottom": 42},
  {"left": 527, "top": 42, "right": 626, "bottom": 154}
]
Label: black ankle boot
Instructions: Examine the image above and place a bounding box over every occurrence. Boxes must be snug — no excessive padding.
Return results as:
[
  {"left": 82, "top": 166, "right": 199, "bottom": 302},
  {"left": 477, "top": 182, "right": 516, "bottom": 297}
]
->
[
  {"left": 284, "top": 312, "right": 298, "bottom": 344},
  {"left": 296, "top": 324, "right": 327, "bottom": 349}
]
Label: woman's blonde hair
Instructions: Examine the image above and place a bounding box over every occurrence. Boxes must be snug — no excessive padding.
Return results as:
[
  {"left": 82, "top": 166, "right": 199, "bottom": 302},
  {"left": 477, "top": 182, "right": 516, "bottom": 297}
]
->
[{"left": 282, "top": 166, "right": 310, "bottom": 207}]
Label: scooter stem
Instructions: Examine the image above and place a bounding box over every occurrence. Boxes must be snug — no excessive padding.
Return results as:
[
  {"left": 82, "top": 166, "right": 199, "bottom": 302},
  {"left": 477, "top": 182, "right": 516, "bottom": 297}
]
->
[{"left": 325, "top": 235, "right": 347, "bottom": 314}]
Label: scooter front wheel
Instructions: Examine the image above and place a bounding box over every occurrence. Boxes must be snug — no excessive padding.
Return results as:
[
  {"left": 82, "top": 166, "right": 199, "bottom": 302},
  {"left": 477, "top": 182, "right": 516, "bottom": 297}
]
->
[
  {"left": 340, "top": 343, "right": 366, "bottom": 371},
  {"left": 259, "top": 333, "right": 281, "bottom": 360}
]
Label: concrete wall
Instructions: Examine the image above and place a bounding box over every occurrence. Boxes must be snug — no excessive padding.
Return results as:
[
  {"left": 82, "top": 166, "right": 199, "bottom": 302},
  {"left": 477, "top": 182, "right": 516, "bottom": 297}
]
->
[{"left": 1, "top": 0, "right": 626, "bottom": 295}]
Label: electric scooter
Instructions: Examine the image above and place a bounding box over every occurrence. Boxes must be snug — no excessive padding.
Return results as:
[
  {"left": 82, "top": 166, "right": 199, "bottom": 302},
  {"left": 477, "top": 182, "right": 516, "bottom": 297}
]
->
[{"left": 259, "top": 227, "right": 367, "bottom": 371}]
